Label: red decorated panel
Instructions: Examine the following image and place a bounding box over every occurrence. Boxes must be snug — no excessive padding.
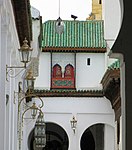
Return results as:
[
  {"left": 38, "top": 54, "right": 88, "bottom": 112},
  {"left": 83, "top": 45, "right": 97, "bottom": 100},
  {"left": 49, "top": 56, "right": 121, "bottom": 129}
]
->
[
  {"left": 52, "top": 78, "right": 75, "bottom": 89},
  {"left": 52, "top": 64, "right": 75, "bottom": 89}
]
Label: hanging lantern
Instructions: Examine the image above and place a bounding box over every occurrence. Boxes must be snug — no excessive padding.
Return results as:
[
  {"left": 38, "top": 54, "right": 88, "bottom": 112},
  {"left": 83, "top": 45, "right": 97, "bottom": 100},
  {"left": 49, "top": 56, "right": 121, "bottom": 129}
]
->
[
  {"left": 55, "top": 17, "right": 65, "bottom": 34},
  {"left": 18, "top": 38, "right": 33, "bottom": 67},
  {"left": 55, "top": 0, "right": 65, "bottom": 34},
  {"left": 31, "top": 102, "right": 38, "bottom": 119},
  {"left": 34, "top": 111, "right": 46, "bottom": 148}
]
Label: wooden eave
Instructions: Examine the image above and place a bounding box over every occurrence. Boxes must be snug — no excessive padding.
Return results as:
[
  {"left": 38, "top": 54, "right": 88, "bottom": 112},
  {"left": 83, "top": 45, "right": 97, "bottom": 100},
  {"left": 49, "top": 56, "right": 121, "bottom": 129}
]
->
[
  {"left": 28, "top": 89, "right": 104, "bottom": 98},
  {"left": 38, "top": 16, "right": 43, "bottom": 48},
  {"left": 101, "top": 68, "right": 121, "bottom": 121},
  {"left": 42, "top": 47, "right": 107, "bottom": 53},
  {"left": 11, "top": 0, "right": 32, "bottom": 46},
  {"left": 101, "top": 69, "right": 120, "bottom": 90}
]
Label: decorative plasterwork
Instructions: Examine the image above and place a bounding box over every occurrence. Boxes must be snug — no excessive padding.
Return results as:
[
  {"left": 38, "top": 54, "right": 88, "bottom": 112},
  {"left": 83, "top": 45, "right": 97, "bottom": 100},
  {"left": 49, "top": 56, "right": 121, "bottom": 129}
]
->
[{"left": 101, "top": 69, "right": 120, "bottom": 89}]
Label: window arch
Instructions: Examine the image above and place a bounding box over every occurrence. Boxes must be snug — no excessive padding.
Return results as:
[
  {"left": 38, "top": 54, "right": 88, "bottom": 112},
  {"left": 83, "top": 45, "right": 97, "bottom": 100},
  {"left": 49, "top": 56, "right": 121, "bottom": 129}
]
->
[
  {"left": 64, "top": 64, "right": 74, "bottom": 78},
  {"left": 52, "top": 64, "right": 75, "bottom": 89},
  {"left": 52, "top": 64, "right": 62, "bottom": 78}
]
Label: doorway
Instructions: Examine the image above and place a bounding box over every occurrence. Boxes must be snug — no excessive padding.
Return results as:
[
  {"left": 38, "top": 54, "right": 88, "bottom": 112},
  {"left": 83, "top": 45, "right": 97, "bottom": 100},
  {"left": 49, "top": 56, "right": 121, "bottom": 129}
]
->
[
  {"left": 80, "top": 123, "right": 104, "bottom": 150},
  {"left": 28, "top": 122, "right": 69, "bottom": 150}
]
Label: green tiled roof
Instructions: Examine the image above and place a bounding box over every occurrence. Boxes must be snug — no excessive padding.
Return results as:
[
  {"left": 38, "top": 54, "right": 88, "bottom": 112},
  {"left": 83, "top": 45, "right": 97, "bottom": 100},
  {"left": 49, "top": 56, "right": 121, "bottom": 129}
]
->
[
  {"left": 42, "top": 20, "right": 106, "bottom": 50},
  {"left": 108, "top": 60, "right": 120, "bottom": 70}
]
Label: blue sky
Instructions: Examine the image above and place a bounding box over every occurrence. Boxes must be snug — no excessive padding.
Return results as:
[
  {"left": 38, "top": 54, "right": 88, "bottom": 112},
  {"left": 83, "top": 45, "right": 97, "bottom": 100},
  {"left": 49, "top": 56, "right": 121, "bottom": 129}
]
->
[{"left": 30, "top": 0, "right": 92, "bottom": 22}]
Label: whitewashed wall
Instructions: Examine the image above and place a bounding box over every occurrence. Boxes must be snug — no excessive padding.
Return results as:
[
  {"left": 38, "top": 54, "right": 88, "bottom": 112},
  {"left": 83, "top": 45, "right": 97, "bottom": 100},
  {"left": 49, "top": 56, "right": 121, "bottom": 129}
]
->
[
  {"left": 0, "top": 1, "right": 21, "bottom": 150},
  {"left": 76, "top": 53, "right": 105, "bottom": 89},
  {"left": 102, "top": 1, "right": 124, "bottom": 149},
  {"left": 35, "top": 52, "right": 106, "bottom": 89},
  {"left": 25, "top": 97, "right": 115, "bottom": 150},
  {"left": 31, "top": 7, "right": 41, "bottom": 58},
  {"left": 0, "top": 2, "right": 41, "bottom": 150},
  {"left": 35, "top": 52, "right": 51, "bottom": 89},
  {"left": 104, "top": 124, "right": 115, "bottom": 150},
  {"left": 102, "top": 0, "right": 122, "bottom": 49}
]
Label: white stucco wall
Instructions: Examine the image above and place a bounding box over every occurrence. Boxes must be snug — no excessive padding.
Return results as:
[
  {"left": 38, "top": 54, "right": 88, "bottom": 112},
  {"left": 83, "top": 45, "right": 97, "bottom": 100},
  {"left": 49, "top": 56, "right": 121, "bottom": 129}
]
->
[
  {"left": 31, "top": 19, "right": 40, "bottom": 57},
  {"left": 35, "top": 52, "right": 51, "bottom": 89},
  {"left": 102, "top": 0, "right": 122, "bottom": 49},
  {"left": 0, "top": 1, "right": 21, "bottom": 150},
  {"left": 76, "top": 53, "right": 105, "bottom": 89},
  {"left": 104, "top": 124, "right": 115, "bottom": 150},
  {"left": 24, "top": 97, "right": 115, "bottom": 150},
  {"left": 35, "top": 52, "right": 106, "bottom": 89},
  {"left": 0, "top": 2, "right": 41, "bottom": 150}
]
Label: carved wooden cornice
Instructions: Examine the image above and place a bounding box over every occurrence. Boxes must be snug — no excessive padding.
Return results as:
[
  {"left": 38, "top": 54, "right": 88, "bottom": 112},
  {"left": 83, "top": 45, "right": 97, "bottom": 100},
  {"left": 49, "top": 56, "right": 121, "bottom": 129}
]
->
[
  {"left": 101, "top": 69, "right": 120, "bottom": 90},
  {"left": 101, "top": 68, "right": 121, "bottom": 121},
  {"left": 27, "top": 89, "right": 103, "bottom": 98},
  {"left": 42, "top": 47, "right": 106, "bottom": 53}
]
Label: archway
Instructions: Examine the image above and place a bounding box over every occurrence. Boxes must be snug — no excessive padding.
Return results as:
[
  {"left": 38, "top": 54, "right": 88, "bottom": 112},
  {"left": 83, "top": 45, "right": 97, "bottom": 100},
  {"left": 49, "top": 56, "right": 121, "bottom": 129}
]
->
[
  {"left": 80, "top": 128, "right": 95, "bottom": 150},
  {"left": 28, "top": 122, "right": 69, "bottom": 150},
  {"left": 80, "top": 123, "right": 104, "bottom": 150}
]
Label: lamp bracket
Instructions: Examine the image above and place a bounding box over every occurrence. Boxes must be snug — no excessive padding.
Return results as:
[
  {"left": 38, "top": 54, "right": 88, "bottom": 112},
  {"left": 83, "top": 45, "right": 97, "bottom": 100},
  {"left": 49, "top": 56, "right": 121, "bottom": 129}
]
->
[
  {"left": 6, "top": 64, "right": 26, "bottom": 81},
  {"left": 21, "top": 105, "right": 42, "bottom": 123}
]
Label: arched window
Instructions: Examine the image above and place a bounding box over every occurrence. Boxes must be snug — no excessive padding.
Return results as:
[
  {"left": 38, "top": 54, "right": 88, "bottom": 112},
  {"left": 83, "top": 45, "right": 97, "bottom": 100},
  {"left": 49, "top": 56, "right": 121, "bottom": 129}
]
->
[
  {"left": 52, "top": 64, "right": 62, "bottom": 78},
  {"left": 64, "top": 64, "right": 74, "bottom": 78},
  {"left": 52, "top": 64, "right": 75, "bottom": 89}
]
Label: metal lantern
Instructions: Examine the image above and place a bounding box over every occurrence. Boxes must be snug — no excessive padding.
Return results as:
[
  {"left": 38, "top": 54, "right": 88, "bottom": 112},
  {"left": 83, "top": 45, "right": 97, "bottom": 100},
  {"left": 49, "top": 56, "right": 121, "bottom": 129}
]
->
[
  {"left": 25, "top": 69, "right": 35, "bottom": 92},
  {"left": 34, "top": 111, "right": 46, "bottom": 148},
  {"left": 31, "top": 102, "right": 38, "bottom": 119},
  {"left": 70, "top": 116, "right": 77, "bottom": 133},
  {"left": 55, "top": 0, "right": 65, "bottom": 34},
  {"left": 55, "top": 17, "right": 65, "bottom": 34},
  {"left": 18, "top": 38, "right": 33, "bottom": 66}
]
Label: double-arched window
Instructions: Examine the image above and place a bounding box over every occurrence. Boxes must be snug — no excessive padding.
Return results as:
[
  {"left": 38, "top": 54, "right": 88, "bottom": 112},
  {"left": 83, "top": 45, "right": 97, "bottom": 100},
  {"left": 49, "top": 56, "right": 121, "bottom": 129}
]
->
[{"left": 52, "top": 64, "right": 75, "bottom": 89}]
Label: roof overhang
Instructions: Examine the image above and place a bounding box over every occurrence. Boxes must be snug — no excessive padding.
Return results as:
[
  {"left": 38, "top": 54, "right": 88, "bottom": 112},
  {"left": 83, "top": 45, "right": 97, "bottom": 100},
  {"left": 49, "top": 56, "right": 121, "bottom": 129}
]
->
[
  {"left": 27, "top": 89, "right": 103, "bottom": 99},
  {"left": 42, "top": 47, "right": 107, "bottom": 53},
  {"left": 11, "top": 0, "right": 32, "bottom": 45},
  {"left": 101, "top": 68, "right": 121, "bottom": 121},
  {"left": 101, "top": 69, "right": 120, "bottom": 89}
]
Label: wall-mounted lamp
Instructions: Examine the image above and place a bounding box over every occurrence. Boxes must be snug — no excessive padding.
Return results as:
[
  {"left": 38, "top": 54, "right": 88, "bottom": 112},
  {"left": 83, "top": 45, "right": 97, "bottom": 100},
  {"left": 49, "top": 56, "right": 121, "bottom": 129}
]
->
[
  {"left": 18, "top": 38, "right": 33, "bottom": 65},
  {"left": 18, "top": 76, "right": 43, "bottom": 121},
  {"left": 18, "top": 95, "right": 44, "bottom": 119},
  {"left": 25, "top": 69, "right": 35, "bottom": 93},
  {"left": 18, "top": 95, "right": 44, "bottom": 145},
  {"left": 18, "top": 98, "right": 44, "bottom": 150},
  {"left": 6, "top": 38, "right": 33, "bottom": 81},
  {"left": 70, "top": 116, "right": 77, "bottom": 134},
  {"left": 34, "top": 111, "right": 46, "bottom": 149},
  {"left": 21, "top": 102, "right": 43, "bottom": 122},
  {"left": 17, "top": 79, "right": 44, "bottom": 149}
]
